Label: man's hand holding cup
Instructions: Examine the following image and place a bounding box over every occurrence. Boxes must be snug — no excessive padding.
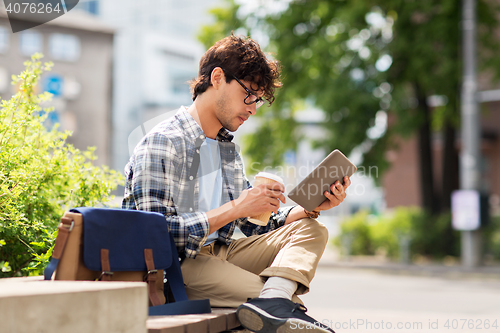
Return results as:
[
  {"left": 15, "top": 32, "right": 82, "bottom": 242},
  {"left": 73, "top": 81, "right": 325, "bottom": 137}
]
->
[{"left": 236, "top": 172, "right": 286, "bottom": 226}]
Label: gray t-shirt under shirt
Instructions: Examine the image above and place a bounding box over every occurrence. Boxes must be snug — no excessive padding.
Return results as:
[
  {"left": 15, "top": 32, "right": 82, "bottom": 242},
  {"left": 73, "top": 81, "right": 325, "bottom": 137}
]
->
[{"left": 199, "top": 137, "right": 223, "bottom": 246}]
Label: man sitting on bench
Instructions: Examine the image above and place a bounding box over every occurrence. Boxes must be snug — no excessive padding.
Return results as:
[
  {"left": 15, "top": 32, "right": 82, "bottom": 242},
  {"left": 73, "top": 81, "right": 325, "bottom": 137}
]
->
[{"left": 123, "top": 34, "right": 350, "bottom": 333}]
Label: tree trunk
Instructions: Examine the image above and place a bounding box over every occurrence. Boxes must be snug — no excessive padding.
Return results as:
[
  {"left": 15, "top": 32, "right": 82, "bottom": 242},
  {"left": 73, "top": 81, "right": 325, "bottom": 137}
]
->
[
  {"left": 441, "top": 121, "right": 460, "bottom": 211},
  {"left": 415, "top": 83, "right": 439, "bottom": 215}
]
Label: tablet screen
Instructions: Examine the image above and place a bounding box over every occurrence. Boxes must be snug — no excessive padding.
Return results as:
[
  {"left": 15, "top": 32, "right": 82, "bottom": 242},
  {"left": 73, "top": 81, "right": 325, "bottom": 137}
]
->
[{"left": 287, "top": 150, "right": 357, "bottom": 212}]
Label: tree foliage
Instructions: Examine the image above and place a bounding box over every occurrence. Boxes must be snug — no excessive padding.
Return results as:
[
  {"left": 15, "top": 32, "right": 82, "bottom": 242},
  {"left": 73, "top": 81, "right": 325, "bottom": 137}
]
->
[
  {"left": 199, "top": 0, "right": 500, "bottom": 213},
  {"left": 0, "top": 54, "right": 123, "bottom": 277},
  {"left": 335, "top": 207, "right": 460, "bottom": 260}
]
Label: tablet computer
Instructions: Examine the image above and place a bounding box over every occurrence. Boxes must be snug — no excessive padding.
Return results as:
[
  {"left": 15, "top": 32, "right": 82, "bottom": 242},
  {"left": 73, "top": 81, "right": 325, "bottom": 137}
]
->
[{"left": 288, "top": 149, "right": 357, "bottom": 212}]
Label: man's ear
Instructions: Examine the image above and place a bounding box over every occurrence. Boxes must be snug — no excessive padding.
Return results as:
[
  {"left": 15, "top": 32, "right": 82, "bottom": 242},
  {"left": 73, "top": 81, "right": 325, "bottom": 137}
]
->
[{"left": 210, "top": 67, "right": 225, "bottom": 90}]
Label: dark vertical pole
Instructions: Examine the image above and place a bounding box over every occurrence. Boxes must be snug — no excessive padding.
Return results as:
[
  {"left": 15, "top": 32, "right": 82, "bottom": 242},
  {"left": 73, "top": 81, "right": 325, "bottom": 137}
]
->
[{"left": 460, "top": 0, "right": 482, "bottom": 267}]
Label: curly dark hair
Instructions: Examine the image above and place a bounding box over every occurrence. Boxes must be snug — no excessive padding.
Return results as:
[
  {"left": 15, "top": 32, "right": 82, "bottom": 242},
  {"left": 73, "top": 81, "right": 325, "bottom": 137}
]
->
[{"left": 190, "top": 35, "right": 282, "bottom": 105}]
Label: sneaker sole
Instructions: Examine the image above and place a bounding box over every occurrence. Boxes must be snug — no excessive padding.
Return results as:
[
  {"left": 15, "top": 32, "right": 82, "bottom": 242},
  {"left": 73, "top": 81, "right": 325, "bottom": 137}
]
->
[{"left": 236, "top": 303, "right": 332, "bottom": 333}]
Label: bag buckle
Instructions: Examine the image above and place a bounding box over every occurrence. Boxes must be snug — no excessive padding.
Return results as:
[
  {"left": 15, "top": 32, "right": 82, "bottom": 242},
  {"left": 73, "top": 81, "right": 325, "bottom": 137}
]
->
[
  {"left": 144, "top": 269, "right": 157, "bottom": 281},
  {"left": 97, "top": 271, "right": 114, "bottom": 281},
  {"left": 59, "top": 220, "right": 74, "bottom": 232}
]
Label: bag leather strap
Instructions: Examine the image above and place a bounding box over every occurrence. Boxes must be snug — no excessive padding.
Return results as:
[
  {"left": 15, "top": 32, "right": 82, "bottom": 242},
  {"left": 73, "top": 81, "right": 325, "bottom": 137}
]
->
[
  {"left": 99, "top": 249, "right": 113, "bottom": 281},
  {"left": 186, "top": 137, "right": 204, "bottom": 211},
  {"left": 44, "top": 217, "right": 74, "bottom": 280},
  {"left": 148, "top": 232, "right": 211, "bottom": 315},
  {"left": 163, "top": 232, "right": 189, "bottom": 302},
  {"left": 144, "top": 249, "right": 162, "bottom": 306}
]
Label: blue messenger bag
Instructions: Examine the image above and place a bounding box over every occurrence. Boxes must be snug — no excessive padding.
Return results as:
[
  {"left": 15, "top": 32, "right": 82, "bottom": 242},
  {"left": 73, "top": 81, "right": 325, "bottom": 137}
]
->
[{"left": 44, "top": 207, "right": 211, "bottom": 316}]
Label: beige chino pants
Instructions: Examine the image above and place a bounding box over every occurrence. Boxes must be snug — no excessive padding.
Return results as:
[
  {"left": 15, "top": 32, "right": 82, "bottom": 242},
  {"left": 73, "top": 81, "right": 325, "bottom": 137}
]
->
[{"left": 180, "top": 218, "right": 329, "bottom": 308}]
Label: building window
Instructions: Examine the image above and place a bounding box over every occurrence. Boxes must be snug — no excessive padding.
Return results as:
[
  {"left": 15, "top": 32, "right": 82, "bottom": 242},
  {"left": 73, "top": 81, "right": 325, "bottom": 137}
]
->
[
  {"left": 172, "top": 74, "right": 192, "bottom": 96},
  {"left": 19, "top": 30, "right": 42, "bottom": 56},
  {"left": 0, "top": 66, "right": 8, "bottom": 93},
  {"left": 81, "top": 0, "right": 99, "bottom": 15},
  {"left": 49, "top": 33, "right": 81, "bottom": 61},
  {"left": 0, "top": 26, "right": 9, "bottom": 53}
]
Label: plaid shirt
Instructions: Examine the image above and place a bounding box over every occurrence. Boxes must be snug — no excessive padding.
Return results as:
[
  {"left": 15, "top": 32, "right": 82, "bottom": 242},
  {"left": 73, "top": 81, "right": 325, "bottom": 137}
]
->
[{"left": 122, "top": 107, "right": 294, "bottom": 258}]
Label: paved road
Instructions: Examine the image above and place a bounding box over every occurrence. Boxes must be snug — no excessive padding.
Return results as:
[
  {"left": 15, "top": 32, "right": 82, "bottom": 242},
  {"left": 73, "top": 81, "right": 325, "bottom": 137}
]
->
[{"left": 301, "top": 266, "right": 500, "bottom": 333}]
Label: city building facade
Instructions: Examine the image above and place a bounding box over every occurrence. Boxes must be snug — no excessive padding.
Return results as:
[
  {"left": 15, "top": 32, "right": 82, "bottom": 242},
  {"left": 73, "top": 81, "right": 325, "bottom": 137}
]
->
[
  {"left": 79, "top": 0, "right": 222, "bottom": 170},
  {"left": 0, "top": 9, "right": 114, "bottom": 166}
]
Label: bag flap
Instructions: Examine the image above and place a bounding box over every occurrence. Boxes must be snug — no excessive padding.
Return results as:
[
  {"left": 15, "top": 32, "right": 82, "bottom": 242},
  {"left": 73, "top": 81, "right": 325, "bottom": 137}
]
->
[{"left": 71, "top": 207, "right": 172, "bottom": 272}]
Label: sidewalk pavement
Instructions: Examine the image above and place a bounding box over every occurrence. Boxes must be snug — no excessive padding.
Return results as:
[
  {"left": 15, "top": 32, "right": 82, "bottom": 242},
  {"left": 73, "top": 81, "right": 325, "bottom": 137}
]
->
[
  {"left": 302, "top": 262, "right": 500, "bottom": 333},
  {"left": 318, "top": 246, "right": 500, "bottom": 281}
]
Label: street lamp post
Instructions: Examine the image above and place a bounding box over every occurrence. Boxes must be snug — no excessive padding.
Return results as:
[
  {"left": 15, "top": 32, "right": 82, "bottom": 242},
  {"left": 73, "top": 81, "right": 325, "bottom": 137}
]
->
[{"left": 460, "top": 0, "right": 482, "bottom": 267}]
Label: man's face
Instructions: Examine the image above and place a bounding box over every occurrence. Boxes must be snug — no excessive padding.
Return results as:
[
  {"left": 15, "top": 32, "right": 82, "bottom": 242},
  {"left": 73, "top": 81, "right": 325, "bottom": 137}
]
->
[{"left": 215, "top": 77, "right": 263, "bottom": 132}]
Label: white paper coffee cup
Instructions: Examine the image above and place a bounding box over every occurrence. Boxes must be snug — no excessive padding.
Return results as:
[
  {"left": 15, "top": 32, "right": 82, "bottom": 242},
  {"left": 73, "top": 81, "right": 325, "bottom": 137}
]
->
[{"left": 247, "top": 172, "right": 285, "bottom": 226}]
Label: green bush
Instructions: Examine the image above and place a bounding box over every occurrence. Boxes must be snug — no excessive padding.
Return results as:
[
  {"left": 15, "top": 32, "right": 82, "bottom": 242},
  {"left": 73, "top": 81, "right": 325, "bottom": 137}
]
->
[
  {"left": 333, "top": 210, "right": 376, "bottom": 256},
  {"left": 484, "top": 215, "right": 500, "bottom": 260},
  {"left": 0, "top": 54, "right": 123, "bottom": 277},
  {"left": 370, "top": 207, "right": 415, "bottom": 259},
  {"left": 335, "top": 206, "right": 461, "bottom": 261},
  {"left": 411, "top": 211, "right": 460, "bottom": 258}
]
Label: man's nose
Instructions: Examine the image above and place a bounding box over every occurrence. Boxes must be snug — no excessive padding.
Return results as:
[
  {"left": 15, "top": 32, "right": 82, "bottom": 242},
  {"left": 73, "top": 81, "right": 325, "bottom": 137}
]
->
[{"left": 247, "top": 104, "right": 257, "bottom": 116}]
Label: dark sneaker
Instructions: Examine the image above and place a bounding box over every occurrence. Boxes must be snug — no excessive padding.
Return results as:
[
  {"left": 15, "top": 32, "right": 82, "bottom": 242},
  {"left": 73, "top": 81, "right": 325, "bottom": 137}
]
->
[{"left": 236, "top": 297, "right": 334, "bottom": 333}]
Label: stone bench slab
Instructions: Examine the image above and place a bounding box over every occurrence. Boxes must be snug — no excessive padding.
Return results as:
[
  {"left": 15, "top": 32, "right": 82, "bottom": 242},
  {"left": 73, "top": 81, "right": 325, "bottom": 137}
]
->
[
  {"left": 147, "top": 308, "right": 241, "bottom": 333},
  {"left": 0, "top": 276, "right": 244, "bottom": 333},
  {"left": 0, "top": 276, "right": 148, "bottom": 333}
]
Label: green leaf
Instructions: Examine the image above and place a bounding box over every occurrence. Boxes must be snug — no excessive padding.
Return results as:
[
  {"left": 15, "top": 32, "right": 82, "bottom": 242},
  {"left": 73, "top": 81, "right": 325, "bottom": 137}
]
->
[
  {"left": 1, "top": 261, "right": 11, "bottom": 273},
  {"left": 0, "top": 54, "right": 124, "bottom": 278},
  {"left": 199, "top": 0, "right": 500, "bottom": 180}
]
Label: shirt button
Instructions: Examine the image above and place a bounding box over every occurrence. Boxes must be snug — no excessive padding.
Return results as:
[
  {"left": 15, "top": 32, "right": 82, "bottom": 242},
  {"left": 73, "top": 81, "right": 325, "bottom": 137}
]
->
[
  {"left": 229, "top": 150, "right": 232, "bottom": 153},
  {"left": 199, "top": 135, "right": 205, "bottom": 139},
  {"left": 196, "top": 149, "right": 200, "bottom": 154},
  {"left": 189, "top": 207, "right": 193, "bottom": 212},
  {"left": 189, "top": 176, "right": 193, "bottom": 180}
]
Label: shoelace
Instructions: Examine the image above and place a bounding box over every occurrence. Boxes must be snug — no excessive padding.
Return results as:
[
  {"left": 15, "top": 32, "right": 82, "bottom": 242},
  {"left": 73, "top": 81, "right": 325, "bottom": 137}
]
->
[{"left": 291, "top": 303, "right": 308, "bottom": 313}]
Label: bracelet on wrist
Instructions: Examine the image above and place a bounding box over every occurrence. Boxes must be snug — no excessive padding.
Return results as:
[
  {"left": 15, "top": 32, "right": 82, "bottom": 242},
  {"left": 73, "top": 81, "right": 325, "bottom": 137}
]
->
[{"left": 304, "top": 209, "right": 320, "bottom": 219}]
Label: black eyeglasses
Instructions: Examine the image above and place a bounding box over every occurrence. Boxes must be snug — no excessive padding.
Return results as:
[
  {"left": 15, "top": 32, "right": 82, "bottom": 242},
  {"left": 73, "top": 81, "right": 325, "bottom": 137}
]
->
[{"left": 223, "top": 70, "right": 265, "bottom": 108}]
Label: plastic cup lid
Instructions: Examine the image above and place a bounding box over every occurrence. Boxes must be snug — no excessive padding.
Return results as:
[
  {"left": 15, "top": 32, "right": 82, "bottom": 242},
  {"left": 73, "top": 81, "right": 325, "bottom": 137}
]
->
[{"left": 255, "top": 172, "right": 284, "bottom": 185}]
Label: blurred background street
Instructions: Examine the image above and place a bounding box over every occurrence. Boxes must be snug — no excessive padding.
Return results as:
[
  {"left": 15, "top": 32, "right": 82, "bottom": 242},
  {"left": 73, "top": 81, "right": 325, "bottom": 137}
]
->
[
  {"left": 301, "top": 252, "right": 500, "bottom": 333},
  {"left": 2, "top": 1, "right": 500, "bottom": 326}
]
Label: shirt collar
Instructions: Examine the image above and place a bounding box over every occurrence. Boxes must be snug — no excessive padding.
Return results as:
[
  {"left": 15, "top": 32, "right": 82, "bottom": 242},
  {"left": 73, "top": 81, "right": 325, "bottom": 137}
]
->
[
  {"left": 216, "top": 127, "right": 234, "bottom": 142},
  {"left": 176, "top": 106, "right": 234, "bottom": 143}
]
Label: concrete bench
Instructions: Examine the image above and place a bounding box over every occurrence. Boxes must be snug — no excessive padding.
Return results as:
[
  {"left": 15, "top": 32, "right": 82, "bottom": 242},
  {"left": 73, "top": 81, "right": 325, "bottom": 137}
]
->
[
  {"left": 0, "top": 276, "right": 148, "bottom": 333},
  {"left": 0, "top": 276, "right": 243, "bottom": 333},
  {"left": 147, "top": 308, "right": 242, "bottom": 333}
]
